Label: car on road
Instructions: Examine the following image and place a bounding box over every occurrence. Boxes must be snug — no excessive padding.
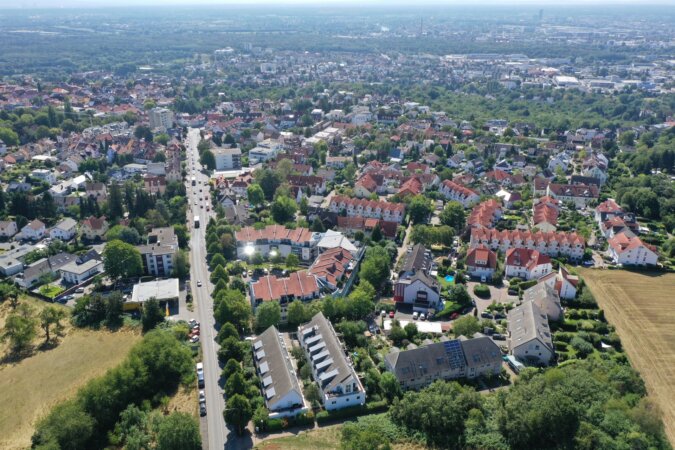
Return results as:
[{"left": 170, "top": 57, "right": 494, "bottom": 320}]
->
[
  {"left": 75, "top": 287, "right": 85, "bottom": 293},
  {"left": 199, "top": 401, "right": 207, "bottom": 416},
  {"left": 388, "top": 311, "right": 395, "bottom": 318},
  {"left": 189, "top": 318, "right": 199, "bottom": 327},
  {"left": 190, "top": 335, "right": 200, "bottom": 343},
  {"left": 199, "top": 390, "right": 205, "bottom": 402},
  {"left": 197, "top": 280, "right": 202, "bottom": 287},
  {"left": 196, "top": 362, "right": 204, "bottom": 388}
]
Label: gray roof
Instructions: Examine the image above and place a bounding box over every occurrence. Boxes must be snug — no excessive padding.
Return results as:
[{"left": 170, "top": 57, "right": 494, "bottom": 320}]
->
[
  {"left": 54, "top": 217, "right": 77, "bottom": 231},
  {"left": 523, "top": 282, "right": 563, "bottom": 321},
  {"left": 298, "top": 312, "right": 363, "bottom": 396},
  {"left": 459, "top": 333, "right": 502, "bottom": 369},
  {"left": 508, "top": 301, "right": 553, "bottom": 352},
  {"left": 385, "top": 340, "right": 467, "bottom": 384},
  {"left": 130, "top": 278, "right": 179, "bottom": 303},
  {"left": 59, "top": 257, "right": 103, "bottom": 275},
  {"left": 253, "top": 326, "right": 303, "bottom": 411},
  {"left": 401, "top": 244, "right": 432, "bottom": 274}
]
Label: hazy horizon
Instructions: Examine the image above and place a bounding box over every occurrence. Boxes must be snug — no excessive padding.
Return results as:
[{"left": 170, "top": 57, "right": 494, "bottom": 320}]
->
[{"left": 1, "top": 0, "right": 674, "bottom": 9}]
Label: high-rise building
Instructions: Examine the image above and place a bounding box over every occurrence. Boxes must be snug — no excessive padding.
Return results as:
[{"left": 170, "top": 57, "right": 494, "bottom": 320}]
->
[{"left": 149, "top": 107, "right": 174, "bottom": 131}]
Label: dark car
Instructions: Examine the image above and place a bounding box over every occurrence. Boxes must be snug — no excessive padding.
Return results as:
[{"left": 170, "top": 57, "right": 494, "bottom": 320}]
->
[{"left": 199, "top": 401, "right": 207, "bottom": 416}]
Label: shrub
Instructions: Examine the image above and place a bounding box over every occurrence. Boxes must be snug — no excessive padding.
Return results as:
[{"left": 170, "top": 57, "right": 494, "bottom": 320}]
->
[
  {"left": 473, "top": 284, "right": 491, "bottom": 298},
  {"left": 315, "top": 400, "right": 388, "bottom": 424}
]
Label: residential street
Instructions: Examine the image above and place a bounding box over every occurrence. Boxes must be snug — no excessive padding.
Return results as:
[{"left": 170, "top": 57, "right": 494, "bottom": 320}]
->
[{"left": 184, "top": 128, "right": 231, "bottom": 450}]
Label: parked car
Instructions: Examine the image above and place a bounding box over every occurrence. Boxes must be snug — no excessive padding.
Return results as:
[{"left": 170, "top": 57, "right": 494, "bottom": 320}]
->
[
  {"left": 412, "top": 311, "right": 419, "bottom": 320},
  {"left": 380, "top": 310, "right": 386, "bottom": 317},
  {"left": 190, "top": 335, "right": 200, "bottom": 343},
  {"left": 481, "top": 312, "right": 494, "bottom": 319},
  {"left": 75, "top": 287, "right": 85, "bottom": 293},
  {"left": 199, "top": 401, "right": 207, "bottom": 416},
  {"left": 450, "top": 312, "right": 460, "bottom": 320},
  {"left": 388, "top": 311, "right": 395, "bottom": 318},
  {"left": 189, "top": 318, "right": 199, "bottom": 327},
  {"left": 199, "top": 390, "right": 205, "bottom": 402},
  {"left": 419, "top": 313, "right": 426, "bottom": 321},
  {"left": 492, "top": 334, "right": 506, "bottom": 340},
  {"left": 480, "top": 275, "right": 487, "bottom": 283}
]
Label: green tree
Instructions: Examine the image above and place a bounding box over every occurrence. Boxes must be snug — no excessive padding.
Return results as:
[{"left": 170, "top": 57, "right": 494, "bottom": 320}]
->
[
  {"left": 408, "top": 195, "right": 433, "bottom": 224},
  {"left": 285, "top": 253, "right": 299, "bottom": 269},
  {"left": 224, "top": 371, "right": 248, "bottom": 398},
  {"left": 224, "top": 394, "right": 252, "bottom": 436},
  {"left": 0, "top": 127, "right": 19, "bottom": 146},
  {"left": 247, "top": 184, "right": 265, "bottom": 206},
  {"left": 39, "top": 306, "right": 66, "bottom": 343},
  {"left": 440, "top": 201, "right": 466, "bottom": 230},
  {"left": 359, "top": 246, "right": 391, "bottom": 290},
  {"left": 379, "top": 372, "right": 403, "bottom": 403},
  {"left": 141, "top": 298, "right": 165, "bottom": 332},
  {"left": 304, "top": 383, "right": 322, "bottom": 408},
  {"left": 134, "top": 125, "right": 153, "bottom": 142},
  {"left": 453, "top": 315, "right": 481, "bottom": 338},
  {"left": 390, "top": 381, "right": 482, "bottom": 448},
  {"left": 156, "top": 413, "right": 201, "bottom": 450},
  {"left": 1, "top": 312, "right": 37, "bottom": 353},
  {"left": 217, "top": 336, "right": 248, "bottom": 364},
  {"left": 286, "top": 300, "right": 308, "bottom": 328},
  {"left": 172, "top": 250, "right": 190, "bottom": 279},
  {"left": 108, "top": 183, "right": 124, "bottom": 221},
  {"left": 200, "top": 149, "right": 216, "bottom": 170},
  {"left": 254, "top": 169, "right": 282, "bottom": 200},
  {"left": 31, "top": 400, "right": 95, "bottom": 450},
  {"left": 271, "top": 195, "right": 297, "bottom": 223},
  {"left": 105, "top": 225, "right": 140, "bottom": 244},
  {"left": 216, "top": 323, "right": 239, "bottom": 344},
  {"left": 102, "top": 240, "right": 143, "bottom": 280},
  {"left": 255, "top": 301, "right": 281, "bottom": 332},
  {"left": 221, "top": 358, "right": 242, "bottom": 381}
]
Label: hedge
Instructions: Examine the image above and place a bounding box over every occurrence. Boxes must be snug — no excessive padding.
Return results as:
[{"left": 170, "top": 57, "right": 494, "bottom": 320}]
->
[
  {"left": 518, "top": 280, "right": 538, "bottom": 291},
  {"left": 315, "top": 400, "right": 388, "bottom": 424},
  {"left": 473, "top": 284, "right": 491, "bottom": 298}
]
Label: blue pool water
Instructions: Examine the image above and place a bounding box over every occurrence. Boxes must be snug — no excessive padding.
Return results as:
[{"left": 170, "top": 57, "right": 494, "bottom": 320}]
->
[{"left": 445, "top": 275, "right": 454, "bottom": 283}]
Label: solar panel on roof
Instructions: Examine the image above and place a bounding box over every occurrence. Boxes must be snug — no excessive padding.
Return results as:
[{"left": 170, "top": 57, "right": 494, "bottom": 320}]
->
[
  {"left": 254, "top": 340, "right": 263, "bottom": 350},
  {"left": 443, "top": 340, "right": 465, "bottom": 370},
  {"left": 259, "top": 361, "right": 269, "bottom": 374},
  {"left": 305, "top": 334, "right": 322, "bottom": 346},
  {"left": 265, "top": 387, "right": 276, "bottom": 399},
  {"left": 256, "top": 349, "right": 266, "bottom": 360},
  {"left": 319, "top": 368, "right": 338, "bottom": 382},
  {"left": 315, "top": 358, "right": 334, "bottom": 372}
]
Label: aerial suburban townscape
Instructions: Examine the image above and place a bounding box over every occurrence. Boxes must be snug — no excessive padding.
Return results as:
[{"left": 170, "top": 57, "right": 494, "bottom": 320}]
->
[{"left": 0, "top": 2, "right": 674, "bottom": 450}]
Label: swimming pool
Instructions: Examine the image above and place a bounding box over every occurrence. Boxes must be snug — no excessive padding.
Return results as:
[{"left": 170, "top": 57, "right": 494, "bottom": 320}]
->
[{"left": 445, "top": 275, "right": 454, "bottom": 283}]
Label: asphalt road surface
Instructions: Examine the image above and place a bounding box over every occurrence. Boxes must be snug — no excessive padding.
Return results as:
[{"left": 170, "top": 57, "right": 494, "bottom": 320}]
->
[{"left": 185, "top": 128, "right": 230, "bottom": 450}]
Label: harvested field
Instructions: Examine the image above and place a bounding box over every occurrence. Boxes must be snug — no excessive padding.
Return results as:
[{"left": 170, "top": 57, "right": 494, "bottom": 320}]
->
[{"left": 579, "top": 269, "right": 675, "bottom": 446}]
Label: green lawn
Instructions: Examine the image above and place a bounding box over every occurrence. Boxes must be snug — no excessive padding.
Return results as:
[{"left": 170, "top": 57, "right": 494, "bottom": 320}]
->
[
  {"left": 437, "top": 274, "right": 455, "bottom": 288},
  {"left": 38, "top": 284, "right": 64, "bottom": 299}
]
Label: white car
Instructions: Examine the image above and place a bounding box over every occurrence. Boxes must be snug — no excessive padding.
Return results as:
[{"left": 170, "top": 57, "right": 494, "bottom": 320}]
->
[
  {"left": 381, "top": 310, "right": 386, "bottom": 317},
  {"left": 199, "top": 390, "right": 206, "bottom": 402},
  {"left": 197, "top": 281, "right": 202, "bottom": 287},
  {"left": 419, "top": 314, "right": 426, "bottom": 321},
  {"left": 412, "top": 311, "right": 419, "bottom": 320}
]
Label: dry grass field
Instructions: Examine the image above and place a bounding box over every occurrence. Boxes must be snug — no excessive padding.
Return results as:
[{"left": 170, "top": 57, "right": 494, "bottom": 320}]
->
[
  {"left": 0, "top": 297, "right": 141, "bottom": 449},
  {"left": 579, "top": 269, "right": 675, "bottom": 446}
]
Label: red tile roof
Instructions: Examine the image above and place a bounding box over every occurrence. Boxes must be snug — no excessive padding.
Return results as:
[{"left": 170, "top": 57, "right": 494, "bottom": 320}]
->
[
  {"left": 466, "top": 244, "right": 497, "bottom": 269},
  {"left": 468, "top": 199, "right": 501, "bottom": 229},
  {"left": 235, "top": 224, "right": 313, "bottom": 244},
  {"left": 471, "top": 228, "right": 585, "bottom": 247},
  {"left": 251, "top": 270, "right": 319, "bottom": 302},
  {"left": 505, "top": 248, "right": 551, "bottom": 270},
  {"left": 330, "top": 195, "right": 405, "bottom": 213},
  {"left": 441, "top": 179, "right": 478, "bottom": 198},
  {"left": 309, "top": 248, "right": 354, "bottom": 286}
]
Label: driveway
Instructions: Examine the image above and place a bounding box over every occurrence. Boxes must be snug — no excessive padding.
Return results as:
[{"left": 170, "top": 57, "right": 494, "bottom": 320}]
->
[{"left": 466, "top": 281, "right": 519, "bottom": 315}]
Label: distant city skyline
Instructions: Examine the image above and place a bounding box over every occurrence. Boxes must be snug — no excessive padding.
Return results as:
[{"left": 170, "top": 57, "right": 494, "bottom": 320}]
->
[{"left": 0, "top": 0, "right": 673, "bottom": 8}]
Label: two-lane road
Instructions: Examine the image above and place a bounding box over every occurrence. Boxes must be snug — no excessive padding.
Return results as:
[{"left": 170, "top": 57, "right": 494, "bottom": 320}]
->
[{"left": 184, "top": 128, "right": 230, "bottom": 450}]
